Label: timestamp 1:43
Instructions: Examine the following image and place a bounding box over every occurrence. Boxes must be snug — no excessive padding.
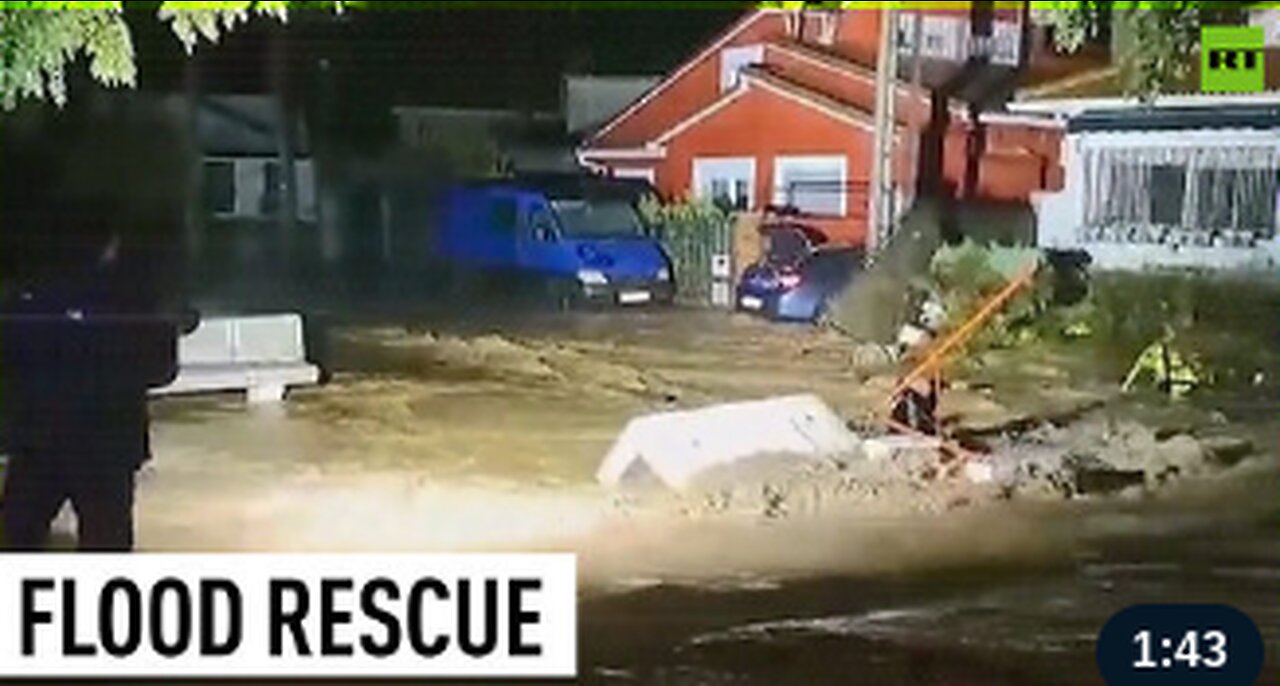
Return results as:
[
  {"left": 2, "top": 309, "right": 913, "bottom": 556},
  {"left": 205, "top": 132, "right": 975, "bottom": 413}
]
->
[{"left": 1134, "top": 629, "right": 1228, "bottom": 670}]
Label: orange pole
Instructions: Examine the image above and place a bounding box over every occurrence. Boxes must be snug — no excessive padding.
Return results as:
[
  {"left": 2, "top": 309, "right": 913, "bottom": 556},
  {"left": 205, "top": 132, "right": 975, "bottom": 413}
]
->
[{"left": 889, "top": 260, "right": 1039, "bottom": 403}]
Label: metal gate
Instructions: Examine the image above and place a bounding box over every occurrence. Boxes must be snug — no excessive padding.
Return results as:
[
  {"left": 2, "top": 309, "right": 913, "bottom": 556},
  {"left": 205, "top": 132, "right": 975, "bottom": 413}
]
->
[{"left": 659, "top": 209, "right": 733, "bottom": 307}]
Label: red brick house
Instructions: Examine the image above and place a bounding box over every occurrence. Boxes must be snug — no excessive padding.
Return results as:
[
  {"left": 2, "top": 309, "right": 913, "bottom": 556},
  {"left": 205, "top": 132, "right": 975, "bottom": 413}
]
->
[{"left": 577, "top": 6, "right": 1068, "bottom": 247}]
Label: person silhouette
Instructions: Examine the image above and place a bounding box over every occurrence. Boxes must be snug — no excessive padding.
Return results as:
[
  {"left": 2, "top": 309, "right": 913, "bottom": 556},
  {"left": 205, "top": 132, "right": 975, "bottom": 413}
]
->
[{"left": 0, "top": 217, "right": 181, "bottom": 551}]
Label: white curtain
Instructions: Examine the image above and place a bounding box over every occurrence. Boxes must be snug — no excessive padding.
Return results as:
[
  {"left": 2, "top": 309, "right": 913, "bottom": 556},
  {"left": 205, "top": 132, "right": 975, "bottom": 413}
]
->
[{"left": 1082, "top": 144, "right": 1280, "bottom": 243}]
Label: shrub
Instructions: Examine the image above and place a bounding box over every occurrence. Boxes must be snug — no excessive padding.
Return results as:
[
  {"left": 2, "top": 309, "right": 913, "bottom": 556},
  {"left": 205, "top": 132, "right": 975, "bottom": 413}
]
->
[
  {"left": 638, "top": 196, "right": 731, "bottom": 303},
  {"left": 1075, "top": 271, "right": 1280, "bottom": 385},
  {"left": 927, "top": 239, "right": 1047, "bottom": 350}
]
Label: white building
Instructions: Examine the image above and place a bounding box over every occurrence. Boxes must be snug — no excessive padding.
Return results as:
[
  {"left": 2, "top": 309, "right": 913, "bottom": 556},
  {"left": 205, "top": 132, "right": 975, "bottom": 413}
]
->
[
  {"left": 1012, "top": 93, "right": 1280, "bottom": 271},
  {"left": 184, "top": 95, "right": 317, "bottom": 224}
]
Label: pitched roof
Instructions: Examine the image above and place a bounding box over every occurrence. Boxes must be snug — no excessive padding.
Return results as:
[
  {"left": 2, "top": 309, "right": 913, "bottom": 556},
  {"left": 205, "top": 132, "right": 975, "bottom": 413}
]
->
[
  {"left": 587, "top": 10, "right": 773, "bottom": 146},
  {"left": 640, "top": 64, "right": 908, "bottom": 149},
  {"left": 585, "top": 37, "right": 916, "bottom": 155},
  {"left": 740, "top": 65, "right": 879, "bottom": 130},
  {"left": 767, "top": 39, "right": 942, "bottom": 109}
]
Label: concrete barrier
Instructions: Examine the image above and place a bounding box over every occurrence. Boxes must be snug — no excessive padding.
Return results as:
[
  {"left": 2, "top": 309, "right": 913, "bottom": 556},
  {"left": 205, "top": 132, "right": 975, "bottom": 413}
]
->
[
  {"left": 152, "top": 313, "right": 320, "bottom": 403},
  {"left": 597, "top": 394, "right": 861, "bottom": 491}
]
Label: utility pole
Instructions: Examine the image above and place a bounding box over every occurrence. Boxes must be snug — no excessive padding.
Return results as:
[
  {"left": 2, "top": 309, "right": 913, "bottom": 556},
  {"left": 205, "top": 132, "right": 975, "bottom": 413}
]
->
[
  {"left": 867, "top": 6, "right": 899, "bottom": 262},
  {"left": 270, "top": 20, "right": 298, "bottom": 282},
  {"left": 904, "top": 9, "right": 925, "bottom": 213},
  {"left": 182, "top": 47, "right": 204, "bottom": 276}
]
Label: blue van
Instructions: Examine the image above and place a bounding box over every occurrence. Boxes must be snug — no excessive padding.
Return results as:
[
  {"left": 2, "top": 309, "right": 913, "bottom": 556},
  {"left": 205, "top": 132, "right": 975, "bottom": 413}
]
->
[{"left": 433, "top": 176, "right": 674, "bottom": 306}]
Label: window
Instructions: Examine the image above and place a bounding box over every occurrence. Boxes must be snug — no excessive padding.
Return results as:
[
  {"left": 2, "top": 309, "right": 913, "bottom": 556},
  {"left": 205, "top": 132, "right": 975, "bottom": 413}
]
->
[
  {"left": 693, "top": 157, "right": 755, "bottom": 211},
  {"left": 896, "top": 14, "right": 917, "bottom": 49},
  {"left": 900, "top": 15, "right": 966, "bottom": 61},
  {"left": 1149, "top": 165, "right": 1186, "bottom": 226},
  {"left": 1193, "top": 168, "right": 1279, "bottom": 235},
  {"left": 260, "top": 161, "right": 282, "bottom": 216},
  {"left": 810, "top": 10, "right": 838, "bottom": 46},
  {"left": 489, "top": 198, "right": 518, "bottom": 235},
  {"left": 773, "top": 155, "right": 848, "bottom": 217},
  {"left": 527, "top": 204, "right": 559, "bottom": 240},
  {"left": 203, "top": 160, "right": 236, "bottom": 215},
  {"left": 1082, "top": 145, "right": 1280, "bottom": 240},
  {"left": 551, "top": 199, "right": 644, "bottom": 238},
  {"left": 719, "top": 45, "right": 763, "bottom": 92},
  {"left": 988, "top": 20, "right": 1022, "bottom": 66}
]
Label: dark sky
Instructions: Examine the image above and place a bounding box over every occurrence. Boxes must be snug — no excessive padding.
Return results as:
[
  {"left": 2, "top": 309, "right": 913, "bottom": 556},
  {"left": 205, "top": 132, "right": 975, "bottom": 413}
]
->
[{"left": 132, "top": 4, "right": 748, "bottom": 111}]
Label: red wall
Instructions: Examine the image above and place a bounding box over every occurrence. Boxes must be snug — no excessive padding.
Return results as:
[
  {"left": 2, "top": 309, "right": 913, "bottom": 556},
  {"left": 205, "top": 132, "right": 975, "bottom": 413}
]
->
[
  {"left": 590, "top": 7, "right": 1065, "bottom": 248},
  {"left": 605, "top": 119, "right": 1062, "bottom": 247},
  {"left": 594, "top": 12, "right": 786, "bottom": 148},
  {"left": 818, "top": 10, "right": 881, "bottom": 65},
  {"left": 655, "top": 87, "right": 886, "bottom": 246}
]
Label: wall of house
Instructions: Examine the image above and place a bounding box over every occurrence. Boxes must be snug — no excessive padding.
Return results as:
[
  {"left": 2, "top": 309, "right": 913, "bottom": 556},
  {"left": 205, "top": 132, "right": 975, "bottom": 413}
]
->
[
  {"left": 810, "top": 10, "right": 881, "bottom": 65},
  {"left": 587, "top": 7, "right": 1066, "bottom": 247},
  {"left": 603, "top": 111, "right": 1062, "bottom": 246},
  {"left": 962, "top": 119, "right": 1066, "bottom": 200},
  {"left": 209, "top": 156, "right": 317, "bottom": 222},
  {"left": 1034, "top": 127, "right": 1280, "bottom": 271},
  {"left": 593, "top": 12, "right": 786, "bottom": 148},
  {"left": 604, "top": 116, "right": 1060, "bottom": 237},
  {"left": 761, "top": 43, "right": 931, "bottom": 124},
  {"left": 933, "top": 116, "right": 1065, "bottom": 201},
  {"left": 655, "top": 87, "right": 891, "bottom": 246}
]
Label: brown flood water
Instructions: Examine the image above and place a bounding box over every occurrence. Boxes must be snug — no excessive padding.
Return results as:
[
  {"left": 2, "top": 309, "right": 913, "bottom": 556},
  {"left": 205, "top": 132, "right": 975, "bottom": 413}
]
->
[{"left": 93, "top": 309, "right": 1280, "bottom": 684}]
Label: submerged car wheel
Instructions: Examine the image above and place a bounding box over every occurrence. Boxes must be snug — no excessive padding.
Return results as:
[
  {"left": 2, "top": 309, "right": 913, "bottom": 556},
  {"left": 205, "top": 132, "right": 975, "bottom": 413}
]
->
[{"left": 545, "top": 278, "right": 582, "bottom": 311}]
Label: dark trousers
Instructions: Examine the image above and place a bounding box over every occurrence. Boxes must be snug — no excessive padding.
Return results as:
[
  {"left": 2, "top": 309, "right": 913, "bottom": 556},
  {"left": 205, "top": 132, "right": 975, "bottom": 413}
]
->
[
  {"left": 1, "top": 451, "right": 136, "bottom": 552},
  {"left": 891, "top": 386, "right": 940, "bottom": 437}
]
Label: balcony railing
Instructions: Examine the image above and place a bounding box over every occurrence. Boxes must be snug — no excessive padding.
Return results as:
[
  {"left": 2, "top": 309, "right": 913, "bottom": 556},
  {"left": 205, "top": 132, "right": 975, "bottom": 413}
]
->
[{"left": 896, "top": 15, "right": 1021, "bottom": 67}]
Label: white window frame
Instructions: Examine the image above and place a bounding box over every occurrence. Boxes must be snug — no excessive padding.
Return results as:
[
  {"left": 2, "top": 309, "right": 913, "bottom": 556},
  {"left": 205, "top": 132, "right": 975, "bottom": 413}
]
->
[
  {"left": 1076, "top": 132, "right": 1280, "bottom": 241},
  {"left": 987, "top": 20, "right": 1022, "bottom": 66},
  {"left": 693, "top": 156, "right": 756, "bottom": 211},
  {"left": 773, "top": 154, "right": 848, "bottom": 217},
  {"left": 720, "top": 44, "right": 763, "bottom": 92},
  {"left": 811, "top": 10, "right": 839, "bottom": 46},
  {"left": 204, "top": 155, "right": 316, "bottom": 221},
  {"left": 898, "top": 14, "right": 969, "bottom": 62},
  {"left": 612, "top": 167, "right": 656, "bottom": 184}
]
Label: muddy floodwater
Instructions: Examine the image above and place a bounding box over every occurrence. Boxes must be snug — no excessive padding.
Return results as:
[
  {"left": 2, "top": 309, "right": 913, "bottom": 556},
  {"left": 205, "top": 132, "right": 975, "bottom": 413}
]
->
[{"left": 121, "top": 309, "right": 1276, "bottom": 684}]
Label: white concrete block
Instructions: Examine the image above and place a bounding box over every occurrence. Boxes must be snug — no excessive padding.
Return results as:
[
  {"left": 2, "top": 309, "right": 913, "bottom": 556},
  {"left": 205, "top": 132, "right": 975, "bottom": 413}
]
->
[
  {"left": 597, "top": 394, "right": 860, "bottom": 491},
  {"left": 178, "top": 319, "right": 235, "bottom": 365},
  {"left": 863, "top": 435, "right": 941, "bottom": 462},
  {"left": 234, "top": 314, "right": 306, "bottom": 363},
  {"left": 247, "top": 383, "right": 286, "bottom": 404},
  {"left": 154, "top": 312, "right": 318, "bottom": 403}
]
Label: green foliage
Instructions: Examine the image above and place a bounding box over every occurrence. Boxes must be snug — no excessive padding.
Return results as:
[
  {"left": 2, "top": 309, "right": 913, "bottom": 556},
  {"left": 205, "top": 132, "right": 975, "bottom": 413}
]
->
[
  {"left": 928, "top": 240, "right": 1045, "bottom": 350},
  {"left": 639, "top": 196, "right": 731, "bottom": 304},
  {"left": 637, "top": 194, "right": 728, "bottom": 235},
  {"left": 1038, "top": 0, "right": 1112, "bottom": 53},
  {"left": 157, "top": 2, "right": 286, "bottom": 54},
  {"left": 0, "top": 1, "right": 350, "bottom": 110},
  {"left": 1039, "top": 0, "right": 1253, "bottom": 99},
  {"left": 1069, "top": 272, "right": 1280, "bottom": 387},
  {"left": 0, "top": 5, "right": 133, "bottom": 109}
]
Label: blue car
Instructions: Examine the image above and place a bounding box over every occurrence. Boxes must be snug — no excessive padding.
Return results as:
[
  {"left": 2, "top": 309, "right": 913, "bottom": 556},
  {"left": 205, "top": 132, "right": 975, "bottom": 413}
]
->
[
  {"left": 736, "top": 223, "right": 861, "bottom": 322},
  {"left": 433, "top": 177, "right": 674, "bottom": 307}
]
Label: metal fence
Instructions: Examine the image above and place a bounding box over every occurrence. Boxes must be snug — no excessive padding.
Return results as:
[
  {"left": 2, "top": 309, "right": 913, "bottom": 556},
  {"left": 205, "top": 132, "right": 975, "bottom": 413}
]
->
[{"left": 658, "top": 209, "right": 733, "bottom": 307}]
